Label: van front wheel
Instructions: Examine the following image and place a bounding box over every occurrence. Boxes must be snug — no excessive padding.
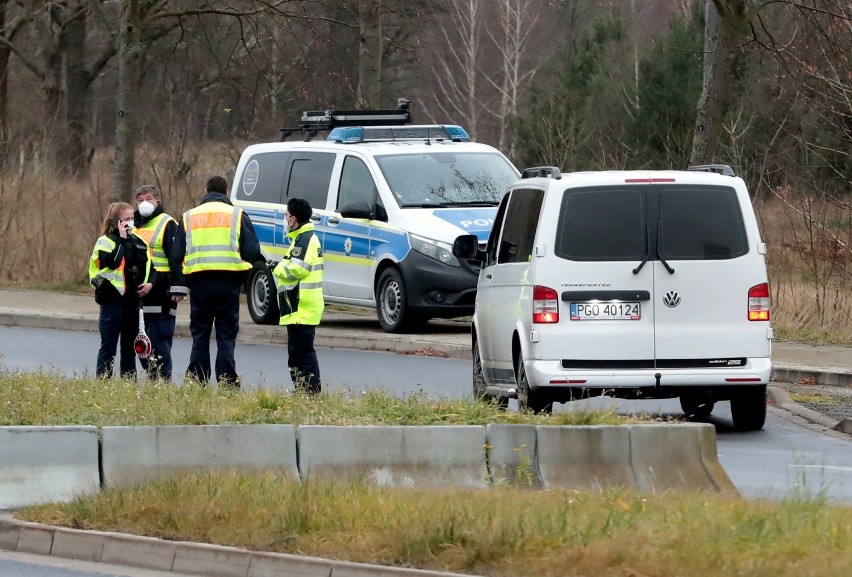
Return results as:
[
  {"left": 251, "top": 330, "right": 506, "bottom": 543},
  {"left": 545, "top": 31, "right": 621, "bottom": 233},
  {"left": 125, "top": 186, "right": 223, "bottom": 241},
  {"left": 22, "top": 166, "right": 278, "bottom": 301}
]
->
[
  {"left": 376, "top": 268, "right": 420, "bottom": 333},
  {"left": 247, "top": 263, "right": 279, "bottom": 325}
]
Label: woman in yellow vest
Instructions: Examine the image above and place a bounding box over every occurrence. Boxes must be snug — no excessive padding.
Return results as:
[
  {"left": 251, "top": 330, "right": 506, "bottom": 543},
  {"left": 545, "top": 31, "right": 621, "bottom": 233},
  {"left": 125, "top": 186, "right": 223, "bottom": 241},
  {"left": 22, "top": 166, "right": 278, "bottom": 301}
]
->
[
  {"left": 271, "top": 197, "right": 324, "bottom": 394},
  {"left": 89, "top": 202, "right": 153, "bottom": 379}
]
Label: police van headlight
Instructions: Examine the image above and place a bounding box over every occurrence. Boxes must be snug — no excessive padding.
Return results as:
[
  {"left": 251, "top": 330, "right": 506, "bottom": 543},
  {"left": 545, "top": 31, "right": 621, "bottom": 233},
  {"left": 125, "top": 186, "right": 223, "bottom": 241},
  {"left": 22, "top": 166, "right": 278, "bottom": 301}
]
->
[{"left": 410, "top": 234, "right": 460, "bottom": 267}]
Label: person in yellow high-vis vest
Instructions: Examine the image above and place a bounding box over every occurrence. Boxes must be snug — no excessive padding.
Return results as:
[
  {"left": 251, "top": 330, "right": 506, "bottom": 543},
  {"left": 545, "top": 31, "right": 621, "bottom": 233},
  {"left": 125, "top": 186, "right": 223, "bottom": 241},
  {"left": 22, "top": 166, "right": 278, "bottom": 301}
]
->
[
  {"left": 133, "top": 184, "right": 186, "bottom": 381},
  {"left": 271, "top": 198, "right": 324, "bottom": 394},
  {"left": 171, "top": 176, "right": 262, "bottom": 388},
  {"left": 89, "top": 202, "right": 153, "bottom": 380}
]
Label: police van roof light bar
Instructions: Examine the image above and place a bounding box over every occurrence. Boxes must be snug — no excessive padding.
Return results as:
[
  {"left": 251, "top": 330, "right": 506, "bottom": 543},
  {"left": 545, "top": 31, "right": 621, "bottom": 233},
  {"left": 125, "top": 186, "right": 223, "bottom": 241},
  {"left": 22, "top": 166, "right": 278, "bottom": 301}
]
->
[{"left": 327, "top": 124, "right": 470, "bottom": 144}]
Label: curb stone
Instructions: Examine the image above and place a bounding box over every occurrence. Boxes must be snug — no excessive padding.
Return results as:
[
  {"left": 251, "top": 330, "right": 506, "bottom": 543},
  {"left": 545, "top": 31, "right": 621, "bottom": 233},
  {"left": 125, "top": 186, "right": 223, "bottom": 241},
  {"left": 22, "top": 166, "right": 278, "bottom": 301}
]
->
[{"left": 0, "top": 515, "right": 475, "bottom": 577}]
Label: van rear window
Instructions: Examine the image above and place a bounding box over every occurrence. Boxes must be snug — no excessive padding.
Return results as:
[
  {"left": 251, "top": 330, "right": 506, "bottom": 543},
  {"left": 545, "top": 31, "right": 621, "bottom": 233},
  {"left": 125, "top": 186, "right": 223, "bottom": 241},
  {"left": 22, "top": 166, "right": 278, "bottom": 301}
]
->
[
  {"left": 554, "top": 185, "right": 748, "bottom": 262},
  {"left": 659, "top": 186, "right": 747, "bottom": 260},
  {"left": 555, "top": 188, "right": 645, "bottom": 261}
]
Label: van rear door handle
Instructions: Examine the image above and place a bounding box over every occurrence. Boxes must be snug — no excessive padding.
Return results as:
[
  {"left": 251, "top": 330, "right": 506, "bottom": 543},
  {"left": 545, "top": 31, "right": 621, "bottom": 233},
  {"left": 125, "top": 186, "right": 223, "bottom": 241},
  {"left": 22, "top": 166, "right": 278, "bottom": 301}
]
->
[{"left": 486, "top": 273, "right": 492, "bottom": 279}]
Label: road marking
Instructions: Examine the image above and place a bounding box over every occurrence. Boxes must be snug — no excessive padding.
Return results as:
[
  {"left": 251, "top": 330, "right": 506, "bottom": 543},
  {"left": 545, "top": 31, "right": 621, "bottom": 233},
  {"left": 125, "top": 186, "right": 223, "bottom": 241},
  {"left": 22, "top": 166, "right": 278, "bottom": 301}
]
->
[{"left": 789, "top": 464, "right": 852, "bottom": 473}]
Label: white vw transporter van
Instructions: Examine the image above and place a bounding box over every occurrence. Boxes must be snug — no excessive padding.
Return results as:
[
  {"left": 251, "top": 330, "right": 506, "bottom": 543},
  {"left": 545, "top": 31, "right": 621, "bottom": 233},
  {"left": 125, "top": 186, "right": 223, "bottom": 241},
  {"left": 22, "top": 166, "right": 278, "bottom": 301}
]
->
[
  {"left": 452, "top": 165, "right": 772, "bottom": 431},
  {"left": 231, "top": 101, "right": 519, "bottom": 332}
]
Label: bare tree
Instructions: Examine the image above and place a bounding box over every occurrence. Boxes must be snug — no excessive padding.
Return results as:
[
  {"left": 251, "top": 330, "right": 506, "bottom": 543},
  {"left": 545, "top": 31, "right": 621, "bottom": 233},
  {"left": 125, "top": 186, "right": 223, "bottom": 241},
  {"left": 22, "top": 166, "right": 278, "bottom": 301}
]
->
[{"left": 357, "top": 0, "right": 381, "bottom": 108}]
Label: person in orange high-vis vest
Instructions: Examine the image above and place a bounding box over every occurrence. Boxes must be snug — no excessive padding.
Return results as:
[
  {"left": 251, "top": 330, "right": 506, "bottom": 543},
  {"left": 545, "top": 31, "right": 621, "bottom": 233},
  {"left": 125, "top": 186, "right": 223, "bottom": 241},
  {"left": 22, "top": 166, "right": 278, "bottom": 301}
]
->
[
  {"left": 133, "top": 184, "right": 185, "bottom": 381},
  {"left": 171, "top": 176, "right": 261, "bottom": 388}
]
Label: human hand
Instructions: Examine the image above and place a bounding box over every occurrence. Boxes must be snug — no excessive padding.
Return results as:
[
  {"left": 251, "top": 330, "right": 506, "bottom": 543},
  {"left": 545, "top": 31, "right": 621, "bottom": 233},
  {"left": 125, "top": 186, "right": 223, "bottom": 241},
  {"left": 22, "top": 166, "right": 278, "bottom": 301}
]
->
[
  {"left": 118, "top": 221, "right": 129, "bottom": 239},
  {"left": 172, "top": 295, "right": 185, "bottom": 303},
  {"left": 137, "top": 282, "right": 153, "bottom": 297}
]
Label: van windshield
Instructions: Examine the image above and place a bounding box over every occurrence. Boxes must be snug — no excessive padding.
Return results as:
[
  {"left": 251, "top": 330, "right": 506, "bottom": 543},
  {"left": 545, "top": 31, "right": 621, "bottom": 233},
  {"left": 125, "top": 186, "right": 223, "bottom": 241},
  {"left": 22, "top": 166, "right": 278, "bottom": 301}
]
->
[{"left": 376, "top": 152, "right": 518, "bottom": 207}]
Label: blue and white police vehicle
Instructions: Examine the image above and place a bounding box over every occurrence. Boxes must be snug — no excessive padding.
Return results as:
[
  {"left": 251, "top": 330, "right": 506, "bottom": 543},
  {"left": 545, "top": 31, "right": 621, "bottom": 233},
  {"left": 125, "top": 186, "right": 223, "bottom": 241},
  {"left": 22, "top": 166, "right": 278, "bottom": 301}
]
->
[{"left": 231, "top": 100, "right": 520, "bottom": 332}]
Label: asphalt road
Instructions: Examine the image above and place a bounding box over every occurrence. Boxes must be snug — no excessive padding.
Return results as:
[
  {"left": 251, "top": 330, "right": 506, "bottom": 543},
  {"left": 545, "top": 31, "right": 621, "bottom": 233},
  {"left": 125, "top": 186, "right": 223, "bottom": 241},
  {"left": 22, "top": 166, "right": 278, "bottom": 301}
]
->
[
  {"left": 2, "top": 325, "right": 851, "bottom": 503},
  {"left": 0, "top": 550, "right": 195, "bottom": 577}
]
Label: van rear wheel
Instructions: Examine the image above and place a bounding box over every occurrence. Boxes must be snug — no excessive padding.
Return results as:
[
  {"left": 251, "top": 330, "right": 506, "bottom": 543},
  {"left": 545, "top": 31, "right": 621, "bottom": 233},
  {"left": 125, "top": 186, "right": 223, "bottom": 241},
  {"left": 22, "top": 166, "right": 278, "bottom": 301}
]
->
[
  {"left": 376, "top": 268, "right": 421, "bottom": 333},
  {"left": 516, "top": 355, "right": 552, "bottom": 414},
  {"left": 247, "top": 262, "right": 279, "bottom": 325},
  {"left": 730, "top": 385, "right": 768, "bottom": 431}
]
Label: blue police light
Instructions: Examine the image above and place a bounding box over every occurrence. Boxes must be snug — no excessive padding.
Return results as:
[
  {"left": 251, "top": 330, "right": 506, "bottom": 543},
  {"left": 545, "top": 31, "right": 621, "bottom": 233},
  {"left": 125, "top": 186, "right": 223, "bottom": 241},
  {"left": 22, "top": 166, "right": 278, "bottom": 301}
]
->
[
  {"left": 442, "top": 125, "right": 470, "bottom": 141},
  {"left": 328, "top": 127, "right": 364, "bottom": 142}
]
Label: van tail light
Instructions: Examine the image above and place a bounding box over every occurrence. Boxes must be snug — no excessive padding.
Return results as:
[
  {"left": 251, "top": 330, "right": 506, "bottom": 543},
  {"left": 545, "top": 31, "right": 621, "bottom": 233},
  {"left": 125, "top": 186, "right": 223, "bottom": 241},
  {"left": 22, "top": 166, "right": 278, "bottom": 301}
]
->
[
  {"left": 748, "top": 283, "right": 770, "bottom": 321},
  {"left": 533, "top": 285, "right": 559, "bottom": 324}
]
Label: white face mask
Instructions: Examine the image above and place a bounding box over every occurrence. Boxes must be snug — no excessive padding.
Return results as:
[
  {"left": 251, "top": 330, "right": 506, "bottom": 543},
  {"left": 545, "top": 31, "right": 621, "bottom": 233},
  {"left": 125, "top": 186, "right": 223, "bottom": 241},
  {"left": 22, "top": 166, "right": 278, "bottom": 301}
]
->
[{"left": 138, "top": 200, "right": 156, "bottom": 217}]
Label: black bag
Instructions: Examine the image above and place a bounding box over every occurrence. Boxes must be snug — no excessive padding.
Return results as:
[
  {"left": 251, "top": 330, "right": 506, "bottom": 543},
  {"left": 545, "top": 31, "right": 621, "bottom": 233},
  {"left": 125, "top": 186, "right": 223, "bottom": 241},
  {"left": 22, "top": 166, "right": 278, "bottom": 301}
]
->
[{"left": 278, "top": 285, "right": 299, "bottom": 316}]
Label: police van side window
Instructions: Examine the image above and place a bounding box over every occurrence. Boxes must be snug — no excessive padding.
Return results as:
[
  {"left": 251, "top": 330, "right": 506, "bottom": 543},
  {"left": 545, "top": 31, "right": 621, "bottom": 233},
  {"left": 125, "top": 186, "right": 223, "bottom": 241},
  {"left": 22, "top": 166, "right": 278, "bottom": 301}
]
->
[
  {"left": 338, "top": 156, "right": 378, "bottom": 212},
  {"left": 285, "top": 152, "right": 334, "bottom": 210},
  {"left": 497, "top": 188, "right": 543, "bottom": 264},
  {"left": 659, "top": 186, "right": 747, "bottom": 260},
  {"left": 555, "top": 187, "right": 645, "bottom": 261},
  {"left": 240, "top": 152, "right": 289, "bottom": 203}
]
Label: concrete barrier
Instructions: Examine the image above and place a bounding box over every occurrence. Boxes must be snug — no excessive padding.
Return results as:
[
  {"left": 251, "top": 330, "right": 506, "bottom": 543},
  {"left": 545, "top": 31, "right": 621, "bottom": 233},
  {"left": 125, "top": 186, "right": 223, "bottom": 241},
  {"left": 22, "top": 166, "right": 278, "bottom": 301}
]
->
[
  {"left": 535, "top": 425, "right": 635, "bottom": 490},
  {"left": 0, "top": 426, "right": 99, "bottom": 509},
  {"left": 484, "top": 424, "right": 540, "bottom": 487},
  {"left": 100, "top": 425, "right": 298, "bottom": 487},
  {"left": 297, "top": 426, "right": 488, "bottom": 487},
  {"left": 629, "top": 423, "right": 736, "bottom": 493}
]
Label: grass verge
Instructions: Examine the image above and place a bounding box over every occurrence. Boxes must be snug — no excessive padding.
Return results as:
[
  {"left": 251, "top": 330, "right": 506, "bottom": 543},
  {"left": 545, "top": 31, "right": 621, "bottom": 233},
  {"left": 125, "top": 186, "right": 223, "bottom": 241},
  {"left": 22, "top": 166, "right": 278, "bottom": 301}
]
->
[
  {"left": 0, "top": 370, "right": 636, "bottom": 426},
  {"left": 18, "top": 471, "right": 852, "bottom": 577}
]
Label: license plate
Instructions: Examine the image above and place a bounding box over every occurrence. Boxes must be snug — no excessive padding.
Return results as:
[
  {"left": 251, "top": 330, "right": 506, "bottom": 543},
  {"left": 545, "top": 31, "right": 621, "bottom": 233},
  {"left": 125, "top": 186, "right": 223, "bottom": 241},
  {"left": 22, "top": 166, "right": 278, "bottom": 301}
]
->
[{"left": 570, "top": 301, "right": 641, "bottom": 321}]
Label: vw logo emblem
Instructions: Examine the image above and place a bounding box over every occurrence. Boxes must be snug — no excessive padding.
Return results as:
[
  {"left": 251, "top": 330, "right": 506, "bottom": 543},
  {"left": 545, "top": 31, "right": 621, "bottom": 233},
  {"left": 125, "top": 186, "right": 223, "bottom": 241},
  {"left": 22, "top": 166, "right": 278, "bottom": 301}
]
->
[{"left": 663, "top": 290, "right": 681, "bottom": 308}]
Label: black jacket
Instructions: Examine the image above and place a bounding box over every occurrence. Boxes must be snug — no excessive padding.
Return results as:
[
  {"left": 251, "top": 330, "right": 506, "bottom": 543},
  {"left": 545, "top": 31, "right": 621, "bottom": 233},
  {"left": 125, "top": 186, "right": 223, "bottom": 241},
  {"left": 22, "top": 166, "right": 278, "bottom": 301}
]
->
[
  {"left": 95, "top": 228, "right": 152, "bottom": 307},
  {"left": 171, "top": 192, "right": 262, "bottom": 288}
]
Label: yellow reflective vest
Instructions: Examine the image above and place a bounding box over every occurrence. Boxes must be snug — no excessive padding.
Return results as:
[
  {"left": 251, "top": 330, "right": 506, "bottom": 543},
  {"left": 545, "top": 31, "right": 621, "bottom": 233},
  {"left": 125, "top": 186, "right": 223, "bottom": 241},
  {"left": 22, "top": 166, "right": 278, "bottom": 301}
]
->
[
  {"left": 88, "top": 234, "right": 152, "bottom": 295},
  {"left": 273, "top": 223, "right": 324, "bottom": 325},
  {"left": 181, "top": 203, "right": 251, "bottom": 274},
  {"left": 134, "top": 212, "right": 175, "bottom": 272}
]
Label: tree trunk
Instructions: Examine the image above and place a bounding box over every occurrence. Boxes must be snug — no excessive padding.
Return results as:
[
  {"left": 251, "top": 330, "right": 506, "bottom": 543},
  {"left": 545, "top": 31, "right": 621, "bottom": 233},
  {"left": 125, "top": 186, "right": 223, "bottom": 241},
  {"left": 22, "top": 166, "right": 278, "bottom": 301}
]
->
[
  {"left": 112, "top": 0, "right": 142, "bottom": 201},
  {"left": 357, "top": 0, "right": 382, "bottom": 109},
  {"left": 0, "top": 1, "right": 9, "bottom": 167},
  {"left": 64, "top": 0, "right": 89, "bottom": 178},
  {"left": 689, "top": 0, "right": 741, "bottom": 166}
]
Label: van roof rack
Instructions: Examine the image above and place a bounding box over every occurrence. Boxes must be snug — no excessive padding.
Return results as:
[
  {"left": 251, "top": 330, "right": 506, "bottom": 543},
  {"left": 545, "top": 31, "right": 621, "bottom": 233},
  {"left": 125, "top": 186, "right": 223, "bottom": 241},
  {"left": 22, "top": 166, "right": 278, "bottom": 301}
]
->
[
  {"left": 688, "top": 164, "right": 735, "bottom": 176},
  {"left": 279, "top": 98, "right": 413, "bottom": 141},
  {"left": 522, "top": 166, "right": 562, "bottom": 180}
]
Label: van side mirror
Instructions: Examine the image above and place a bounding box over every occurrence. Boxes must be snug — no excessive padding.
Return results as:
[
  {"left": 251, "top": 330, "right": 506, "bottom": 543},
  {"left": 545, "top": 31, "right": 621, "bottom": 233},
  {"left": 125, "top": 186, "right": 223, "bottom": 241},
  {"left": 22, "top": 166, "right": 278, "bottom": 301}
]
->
[
  {"left": 452, "top": 234, "right": 481, "bottom": 260},
  {"left": 340, "top": 200, "right": 372, "bottom": 219}
]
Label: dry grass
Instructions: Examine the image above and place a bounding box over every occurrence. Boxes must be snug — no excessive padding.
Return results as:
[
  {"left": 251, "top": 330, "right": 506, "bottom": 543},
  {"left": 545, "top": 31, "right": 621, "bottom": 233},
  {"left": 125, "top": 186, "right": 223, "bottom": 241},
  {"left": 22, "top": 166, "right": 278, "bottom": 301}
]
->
[
  {"left": 0, "top": 370, "right": 636, "bottom": 427},
  {"left": 18, "top": 471, "right": 852, "bottom": 577}
]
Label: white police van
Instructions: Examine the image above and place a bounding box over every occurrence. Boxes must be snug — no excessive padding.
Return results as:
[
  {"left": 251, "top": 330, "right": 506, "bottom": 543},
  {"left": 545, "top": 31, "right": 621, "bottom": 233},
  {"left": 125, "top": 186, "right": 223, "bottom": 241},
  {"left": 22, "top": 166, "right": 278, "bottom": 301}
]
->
[
  {"left": 231, "top": 101, "right": 520, "bottom": 332},
  {"left": 453, "top": 165, "right": 773, "bottom": 431}
]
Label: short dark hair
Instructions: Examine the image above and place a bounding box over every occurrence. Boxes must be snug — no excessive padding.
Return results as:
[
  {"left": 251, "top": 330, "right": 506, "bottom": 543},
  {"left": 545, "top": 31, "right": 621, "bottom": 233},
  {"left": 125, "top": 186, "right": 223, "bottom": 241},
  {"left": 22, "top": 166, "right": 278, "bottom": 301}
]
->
[
  {"left": 134, "top": 184, "right": 160, "bottom": 200},
  {"left": 206, "top": 175, "right": 228, "bottom": 194},
  {"left": 287, "top": 197, "right": 312, "bottom": 224}
]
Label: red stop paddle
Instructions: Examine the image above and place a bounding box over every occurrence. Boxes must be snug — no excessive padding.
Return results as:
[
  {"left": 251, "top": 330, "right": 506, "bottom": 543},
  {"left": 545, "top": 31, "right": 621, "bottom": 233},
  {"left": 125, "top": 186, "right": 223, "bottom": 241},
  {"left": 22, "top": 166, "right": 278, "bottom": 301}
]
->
[{"left": 134, "top": 307, "right": 152, "bottom": 358}]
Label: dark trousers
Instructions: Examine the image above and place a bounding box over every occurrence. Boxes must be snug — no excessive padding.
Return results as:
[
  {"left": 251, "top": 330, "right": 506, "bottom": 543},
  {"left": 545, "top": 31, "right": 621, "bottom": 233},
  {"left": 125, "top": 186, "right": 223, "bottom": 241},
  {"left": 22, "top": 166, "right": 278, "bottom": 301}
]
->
[
  {"left": 140, "top": 312, "right": 176, "bottom": 381},
  {"left": 287, "top": 324, "right": 321, "bottom": 394},
  {"left": 187, "top": 280, "right": 240, "bottom": 387},
  {"left": 96, "top": 299, "right": 138, "bottom": 379}
]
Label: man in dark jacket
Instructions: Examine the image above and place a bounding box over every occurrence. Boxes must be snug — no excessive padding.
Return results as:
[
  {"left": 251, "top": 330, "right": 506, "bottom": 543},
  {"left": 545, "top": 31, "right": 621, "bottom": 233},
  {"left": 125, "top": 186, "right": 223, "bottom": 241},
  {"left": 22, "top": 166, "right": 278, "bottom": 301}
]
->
[
  {"left": 133, "top": 184, "right": 185, "bottom": 381},
  {"left": 171, "top": 176, "right": 262, "bottom": 388}
]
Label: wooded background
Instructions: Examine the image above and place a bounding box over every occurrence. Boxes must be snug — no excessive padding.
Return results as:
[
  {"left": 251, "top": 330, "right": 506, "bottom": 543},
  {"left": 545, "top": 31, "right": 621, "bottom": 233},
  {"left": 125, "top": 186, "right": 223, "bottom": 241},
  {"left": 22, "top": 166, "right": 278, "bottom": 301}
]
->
[{"left": 0, "top": 0, "right": 849, "bottom": 340}]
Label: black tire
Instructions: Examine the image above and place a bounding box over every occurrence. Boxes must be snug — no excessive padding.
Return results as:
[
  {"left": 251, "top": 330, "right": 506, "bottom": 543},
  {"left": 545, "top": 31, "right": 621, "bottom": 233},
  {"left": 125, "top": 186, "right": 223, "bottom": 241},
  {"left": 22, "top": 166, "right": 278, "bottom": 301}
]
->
[
  {"left": 680, "top": 394, "right": 716, "bottom": 418},
  {"left": 730, "top": 385, "right": 768, "bottom": 431},
  {"left": 376, "top": 268, "right": 420, "bottom": 333},
  {"left": 247, "top": 263, "right": 279, "bottom": 325},
  {"left": 473, "top": 339, "right": 507, "bottom": 409},
  {"left": 516, "top": 354, "right": 552, "bottom": 414}
]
